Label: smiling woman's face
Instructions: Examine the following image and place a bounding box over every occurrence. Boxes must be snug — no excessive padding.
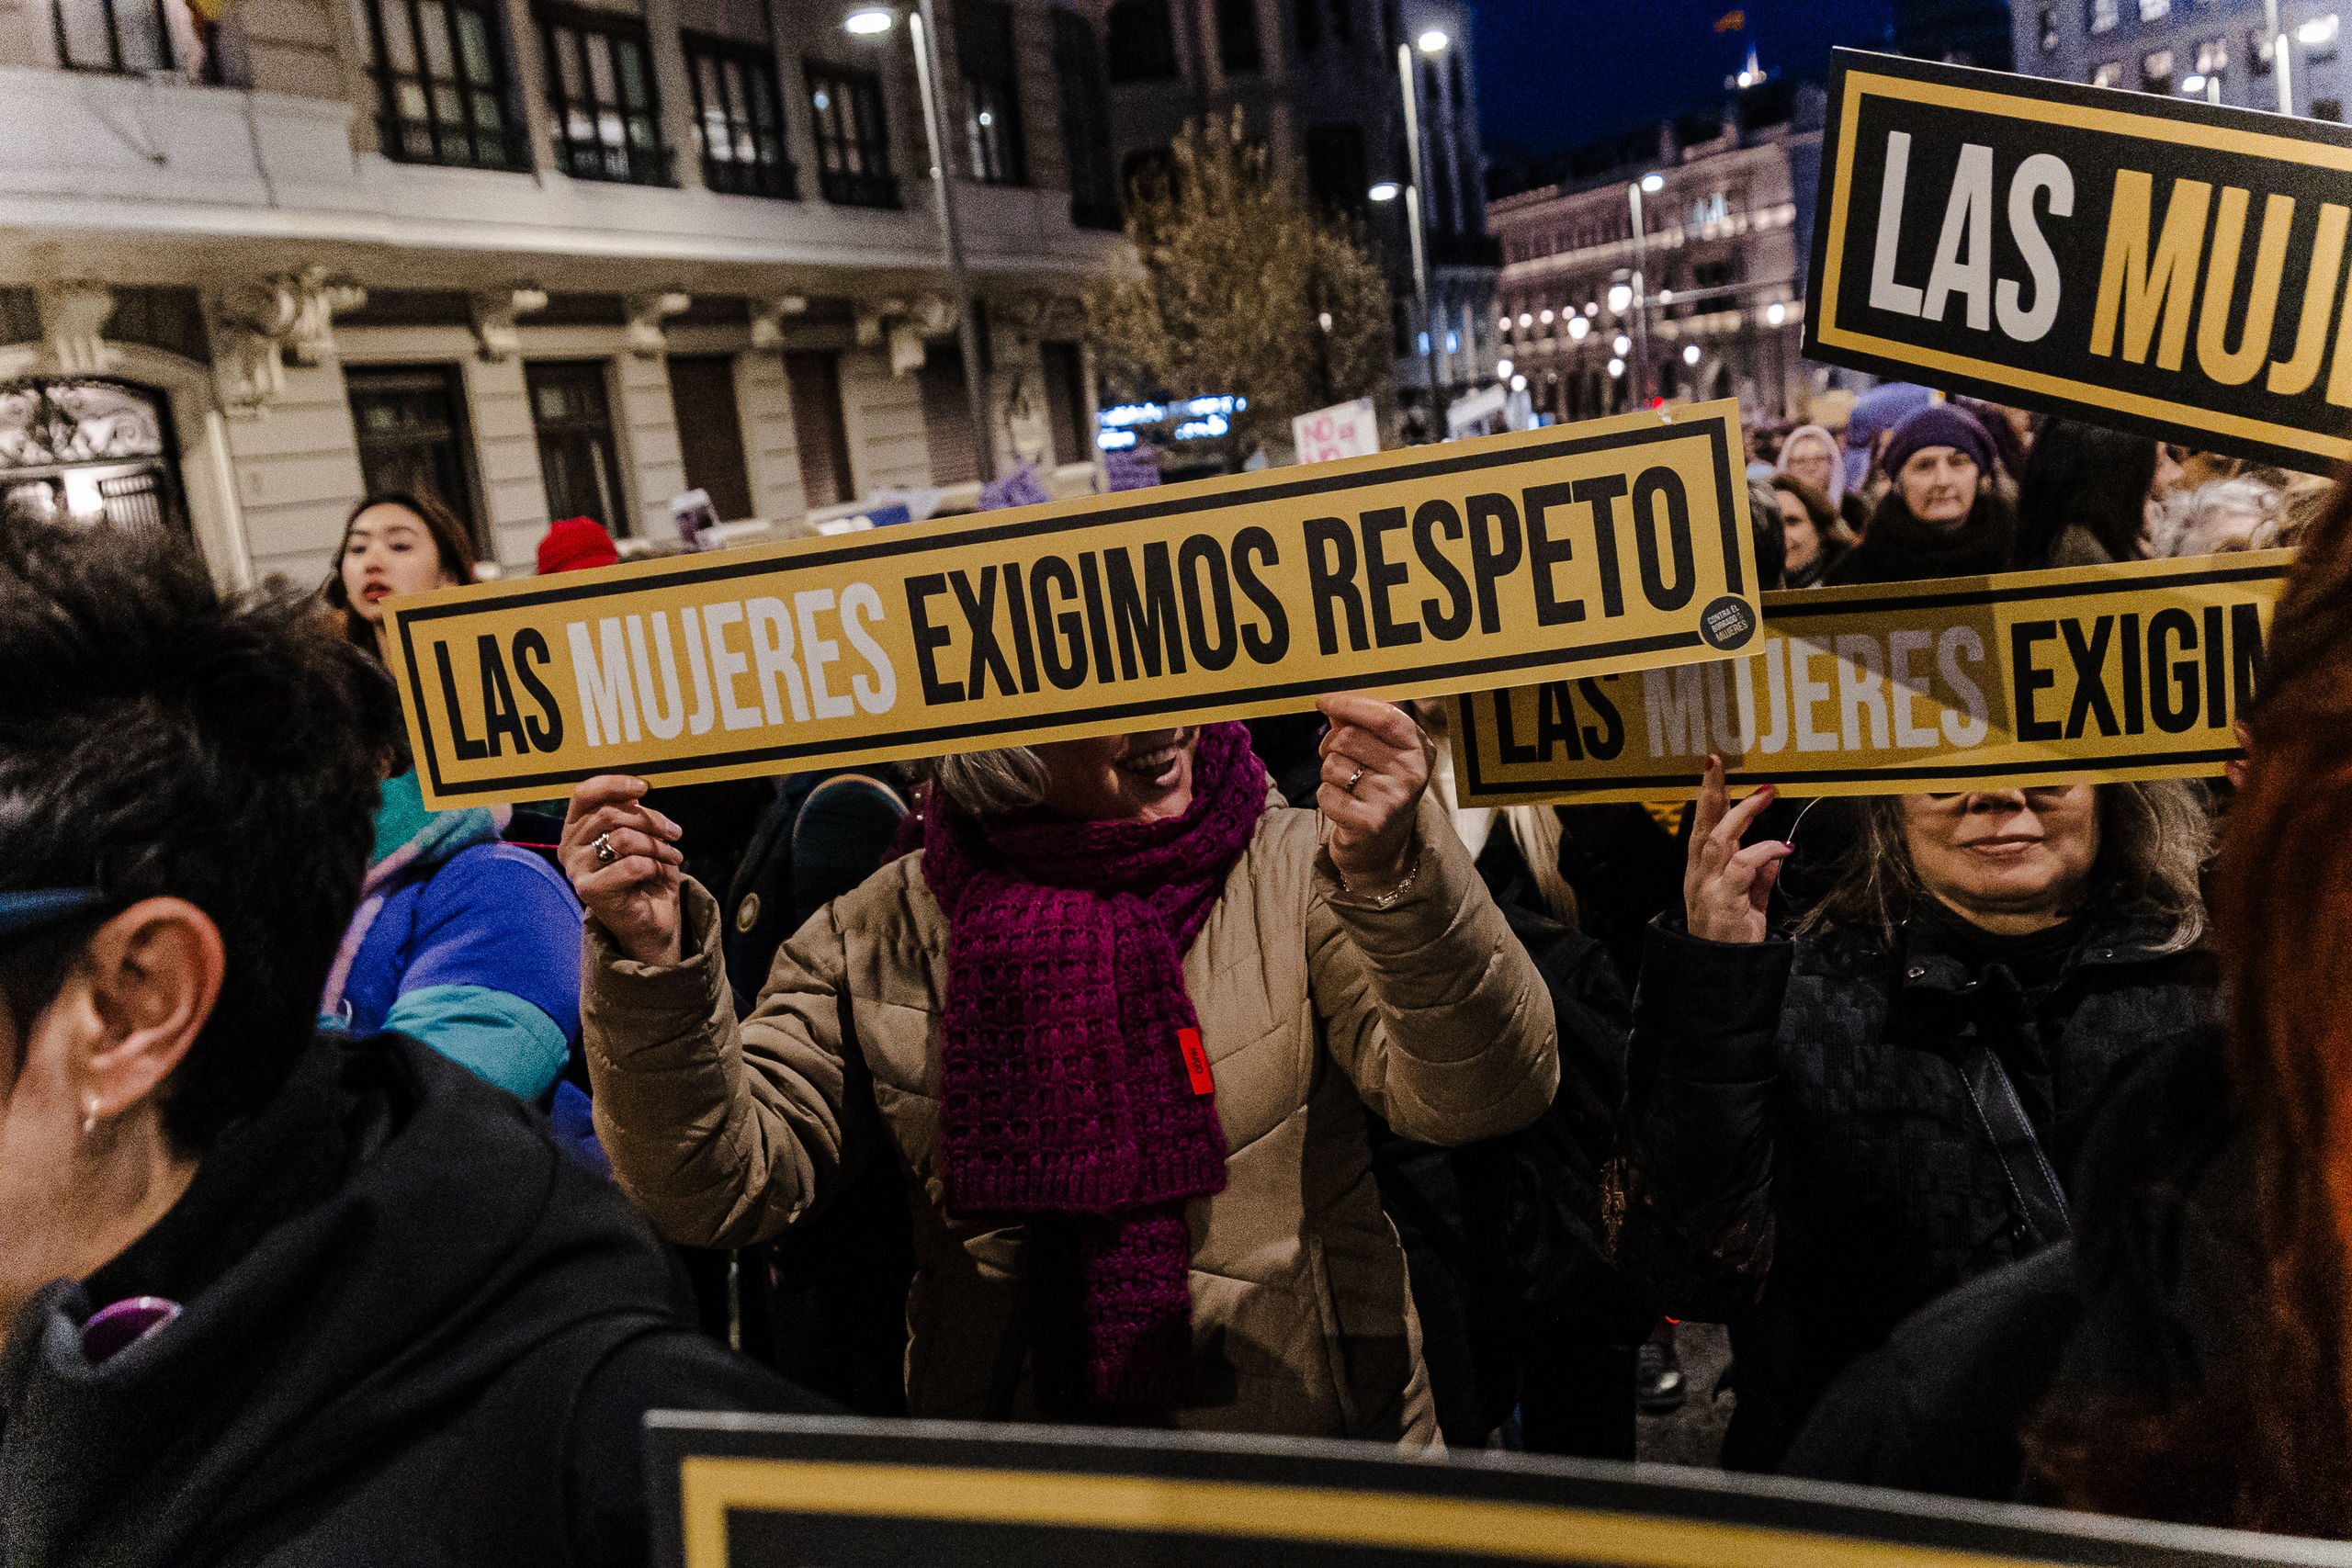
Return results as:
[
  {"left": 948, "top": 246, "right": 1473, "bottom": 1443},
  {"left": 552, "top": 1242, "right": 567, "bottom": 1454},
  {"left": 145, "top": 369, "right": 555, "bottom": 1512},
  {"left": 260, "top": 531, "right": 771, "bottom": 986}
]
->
[
  {"left": 1033, "top": 727, "right": 1200, "bottom": 822},
  {"left": 1902, "top": 786, "right": 2099, "bottom": 931}
]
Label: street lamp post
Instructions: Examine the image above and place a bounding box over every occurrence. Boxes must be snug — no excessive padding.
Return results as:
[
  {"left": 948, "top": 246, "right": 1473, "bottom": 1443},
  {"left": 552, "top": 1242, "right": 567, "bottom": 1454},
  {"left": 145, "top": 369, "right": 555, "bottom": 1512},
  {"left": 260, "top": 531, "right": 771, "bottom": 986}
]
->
[
  {"left": 848, "top": 4, "right": 995, "bottom": 480},
  {"left": 1397, "top": 30, "right": 1446, "bottom": 439},
  {"left": 1626, "top": 172, "right": 1661, "bottom": 407}
]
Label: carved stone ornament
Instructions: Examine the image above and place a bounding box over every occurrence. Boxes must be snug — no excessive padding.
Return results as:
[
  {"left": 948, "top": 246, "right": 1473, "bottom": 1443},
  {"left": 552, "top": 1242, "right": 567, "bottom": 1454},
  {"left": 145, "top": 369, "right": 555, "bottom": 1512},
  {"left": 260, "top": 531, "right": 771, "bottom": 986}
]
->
[
  {"left": 0, "top": 378, "right": 166, "bottom": 472},
  {"left": 624, "top": 291, "right": 692, "bottom": 359},
  {"left": 207, "top": 268, "right": 368, "bottom": 412},
  {"left": 469, "top": 286, "right": 548, "bottom": 362},
  {"left": 38, "top": 283, "right": 119, "bottom": 378},
  {"left": 869, "top": 293, "right": 956, "bottom": 376},
  {"left": 749, "top": 295, "right": 808, "bottom": 349}
]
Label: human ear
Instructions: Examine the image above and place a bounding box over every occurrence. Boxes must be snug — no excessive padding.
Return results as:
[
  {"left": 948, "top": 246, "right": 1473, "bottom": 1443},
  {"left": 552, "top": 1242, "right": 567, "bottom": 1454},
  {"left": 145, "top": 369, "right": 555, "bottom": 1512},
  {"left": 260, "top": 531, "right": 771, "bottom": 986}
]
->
[{"left": 75, "top": 898, "right": 222, "bottom": 1125}]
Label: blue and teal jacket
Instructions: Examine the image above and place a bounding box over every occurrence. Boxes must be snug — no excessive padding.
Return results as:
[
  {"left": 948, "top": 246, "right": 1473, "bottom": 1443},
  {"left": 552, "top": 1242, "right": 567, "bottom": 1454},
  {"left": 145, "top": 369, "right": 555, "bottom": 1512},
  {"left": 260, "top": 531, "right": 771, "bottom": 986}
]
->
[{"left": 320, "top": 772, "right": 582, "bottom": 1100}]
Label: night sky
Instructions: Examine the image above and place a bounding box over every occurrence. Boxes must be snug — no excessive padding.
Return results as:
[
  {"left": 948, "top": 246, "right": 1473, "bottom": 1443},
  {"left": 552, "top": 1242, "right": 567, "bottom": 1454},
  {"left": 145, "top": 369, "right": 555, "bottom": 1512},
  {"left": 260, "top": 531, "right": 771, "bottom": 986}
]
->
[{"left": 1468, "top": 0, "right": 1900, "bottom": 157}]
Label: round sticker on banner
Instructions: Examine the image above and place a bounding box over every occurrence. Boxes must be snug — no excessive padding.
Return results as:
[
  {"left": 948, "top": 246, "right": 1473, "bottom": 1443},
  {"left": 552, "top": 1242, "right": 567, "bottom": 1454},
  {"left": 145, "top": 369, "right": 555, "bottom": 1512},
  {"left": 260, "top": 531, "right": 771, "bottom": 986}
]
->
[{"left": 1699, "top": 595, "right": 1758, "bottom": 651}]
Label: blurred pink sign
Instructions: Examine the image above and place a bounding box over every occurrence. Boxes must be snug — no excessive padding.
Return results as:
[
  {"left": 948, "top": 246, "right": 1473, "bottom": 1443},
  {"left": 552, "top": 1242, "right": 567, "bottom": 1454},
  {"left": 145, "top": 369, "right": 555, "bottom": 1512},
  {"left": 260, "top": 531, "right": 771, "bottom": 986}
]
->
[{"left": 1291, "top": 398, "right": 1379, "bottom": 464}]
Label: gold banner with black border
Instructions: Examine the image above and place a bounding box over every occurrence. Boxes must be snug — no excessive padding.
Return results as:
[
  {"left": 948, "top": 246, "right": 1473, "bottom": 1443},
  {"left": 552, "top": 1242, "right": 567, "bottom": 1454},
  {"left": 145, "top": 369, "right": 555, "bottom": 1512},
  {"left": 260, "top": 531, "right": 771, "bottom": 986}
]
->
[
  {"left": 646, "top": 1412, "right": 2336, "bottom": 1568},
  {"left": 385, "top": 404, "right": 1759, "bottom": 808},
  {"left": 1448, "top": 552, "right": 2287, "bottom": 806},
  {"left": 1808, "top": 50, "right": 2352, "bottom": 472}
]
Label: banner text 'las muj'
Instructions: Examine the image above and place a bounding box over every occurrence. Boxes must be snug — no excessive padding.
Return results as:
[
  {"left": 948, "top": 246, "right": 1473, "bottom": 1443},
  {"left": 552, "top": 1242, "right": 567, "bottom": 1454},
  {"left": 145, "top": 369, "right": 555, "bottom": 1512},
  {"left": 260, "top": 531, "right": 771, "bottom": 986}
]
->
[
  {"left": 1808, "top": 49, "right": 2352, "bottom": 472},
  {"left": 388, "top": 402, "right": 1760, "bottom": 807}
]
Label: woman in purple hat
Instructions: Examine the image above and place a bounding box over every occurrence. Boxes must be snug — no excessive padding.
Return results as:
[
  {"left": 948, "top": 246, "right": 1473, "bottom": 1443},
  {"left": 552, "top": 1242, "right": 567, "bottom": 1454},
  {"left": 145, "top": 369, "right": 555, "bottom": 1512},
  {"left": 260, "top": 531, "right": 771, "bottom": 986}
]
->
[{"left": 1826, "top": 402, "right": 2016, "bottom": 587}]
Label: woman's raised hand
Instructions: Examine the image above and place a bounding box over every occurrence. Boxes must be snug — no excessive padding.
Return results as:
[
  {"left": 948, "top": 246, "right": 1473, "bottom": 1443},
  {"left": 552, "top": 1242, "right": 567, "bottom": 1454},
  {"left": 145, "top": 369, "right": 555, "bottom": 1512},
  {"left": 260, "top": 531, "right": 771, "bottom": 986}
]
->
[
  {"left": 1316, "top": 694, "right": 1431, "bottom": 888},
  {"left": 1683, "top": 754, "right": 1791, "bottom": 945},
  {"left": 563, "top": 774, "right": 686, "bottom": 965}
]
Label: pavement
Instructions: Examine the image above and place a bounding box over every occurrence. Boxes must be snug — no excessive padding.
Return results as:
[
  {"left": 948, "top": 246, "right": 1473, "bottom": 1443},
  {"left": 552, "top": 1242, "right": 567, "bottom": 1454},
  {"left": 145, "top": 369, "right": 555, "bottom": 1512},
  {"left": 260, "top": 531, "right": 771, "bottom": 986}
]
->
[{"left": 1634, "top": 1321, "right": 1734, "bottom": 1468}]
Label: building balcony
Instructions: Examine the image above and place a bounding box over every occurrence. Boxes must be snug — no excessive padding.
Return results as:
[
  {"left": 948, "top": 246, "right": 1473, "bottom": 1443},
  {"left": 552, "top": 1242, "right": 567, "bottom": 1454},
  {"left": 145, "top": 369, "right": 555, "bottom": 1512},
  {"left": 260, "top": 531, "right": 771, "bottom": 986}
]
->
[{"left": 0, "top": 66, "right": 1123, "bottom": 289}]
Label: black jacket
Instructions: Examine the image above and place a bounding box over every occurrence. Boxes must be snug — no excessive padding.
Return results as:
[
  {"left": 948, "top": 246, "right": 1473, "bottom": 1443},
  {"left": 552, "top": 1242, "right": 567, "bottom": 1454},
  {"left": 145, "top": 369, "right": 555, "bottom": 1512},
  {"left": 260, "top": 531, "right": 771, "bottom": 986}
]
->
[
  {"left": 0, "top": 1033, "right": 823, "bottom": 1568},
  {"left": 1781, "top": 1034, "right": 2251, "bottom": 1509},
  {"left": 1611, "top": 907, "right": 2221, "bottom": 1471}
]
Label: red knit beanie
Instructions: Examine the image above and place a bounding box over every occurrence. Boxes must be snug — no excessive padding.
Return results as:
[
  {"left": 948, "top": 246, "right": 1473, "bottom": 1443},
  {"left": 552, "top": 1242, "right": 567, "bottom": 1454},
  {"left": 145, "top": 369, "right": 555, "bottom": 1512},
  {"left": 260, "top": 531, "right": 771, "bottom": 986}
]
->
[{"left": 537, "top": 515, "right": 619, "bottom": 575}]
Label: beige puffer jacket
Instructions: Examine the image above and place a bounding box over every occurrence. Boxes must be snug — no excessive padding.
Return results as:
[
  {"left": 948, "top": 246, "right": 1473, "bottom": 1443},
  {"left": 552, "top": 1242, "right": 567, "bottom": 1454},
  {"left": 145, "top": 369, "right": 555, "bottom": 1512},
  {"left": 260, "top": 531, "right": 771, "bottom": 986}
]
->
[{"left": 581, "top": 793, "right": 1557, "bottom": 1450}]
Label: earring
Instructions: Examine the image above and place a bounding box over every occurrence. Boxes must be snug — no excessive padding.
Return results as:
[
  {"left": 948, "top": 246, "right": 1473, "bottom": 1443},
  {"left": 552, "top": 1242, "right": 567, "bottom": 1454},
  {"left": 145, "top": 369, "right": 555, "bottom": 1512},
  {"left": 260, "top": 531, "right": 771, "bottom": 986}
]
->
[{"left": 82, "top": 1093, "right": 101, "bottom": 1137}]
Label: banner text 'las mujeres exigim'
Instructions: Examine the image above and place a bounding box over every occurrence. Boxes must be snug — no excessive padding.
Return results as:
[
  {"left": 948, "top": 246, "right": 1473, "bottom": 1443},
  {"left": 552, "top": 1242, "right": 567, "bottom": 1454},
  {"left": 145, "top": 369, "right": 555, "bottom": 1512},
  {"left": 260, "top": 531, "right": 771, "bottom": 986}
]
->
[{"left": 1449, "top": 551, "right": 2286, "bottom": 805}]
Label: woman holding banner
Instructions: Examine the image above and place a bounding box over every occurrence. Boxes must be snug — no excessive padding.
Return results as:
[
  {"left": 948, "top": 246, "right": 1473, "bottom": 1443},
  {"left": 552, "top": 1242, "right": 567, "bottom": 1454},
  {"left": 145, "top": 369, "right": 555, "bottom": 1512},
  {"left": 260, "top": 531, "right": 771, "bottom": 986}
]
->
[
  {"left": 1781, "top": 494, "right": 2352, "bottom": 1533},
  {"left": 560, "top": 701, "right": 1557, "bottom": 1448},
  {"left": 1611, "top": 761, "right": 2218, "bottom": 1471}
]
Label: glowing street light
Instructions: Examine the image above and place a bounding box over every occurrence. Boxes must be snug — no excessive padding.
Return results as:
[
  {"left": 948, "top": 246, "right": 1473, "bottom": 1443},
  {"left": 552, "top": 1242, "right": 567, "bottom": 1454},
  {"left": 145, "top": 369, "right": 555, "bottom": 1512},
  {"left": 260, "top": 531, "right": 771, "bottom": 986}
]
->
[
  {"left": 1608, "top": 283, "right": 1632, "bottom": 313},
  {"left": 1682, "top": 344, "right": 1702, "bottom": 366},
  {"left": 1496, "top": 357, "right": 1514, "bottom": 378},
  {"left": 1608, "top": 357, "right": 1626, "bottom": 378},
  {"left": 844, "top": 7, "right": 893, "bottom": 31},
  {"left": 1767, "top": 302, "right": 1787, "bottom": 326},
  {"left": 1539, "top": 307, "right": 1555, "bottom": 323},
  {"left": 1418, "top": 28, "right": 1448, "bottom": 53},
  {"left": 1612, "top": 333, "right": 1631, "bottom": 355},
  {"left": 1510, "top": 374, "right": 1527, "bottom": 391},
  {"left": 1368, "top": 181, "right": 1400, "bottom": 202},
  {"left": 1641, "top": 172, "right": 1664, "bottom": 193},
  {"left": 1566, "top": 315, "right": 1589, "bottom": 340}
]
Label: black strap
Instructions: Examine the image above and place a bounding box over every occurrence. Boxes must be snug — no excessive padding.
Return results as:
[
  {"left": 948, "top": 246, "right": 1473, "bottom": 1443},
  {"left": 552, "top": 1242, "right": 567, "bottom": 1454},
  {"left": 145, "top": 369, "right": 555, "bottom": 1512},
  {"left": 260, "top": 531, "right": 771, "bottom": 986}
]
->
[{"left": 1958, "top": 1044, "right": 2072, "bottom": 1247}]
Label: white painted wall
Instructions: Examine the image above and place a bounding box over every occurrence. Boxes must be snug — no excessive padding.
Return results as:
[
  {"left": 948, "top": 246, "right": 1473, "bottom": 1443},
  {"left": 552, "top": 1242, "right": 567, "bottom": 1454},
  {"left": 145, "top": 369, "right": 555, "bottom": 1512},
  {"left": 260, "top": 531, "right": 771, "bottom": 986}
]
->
[{"left": 223, "top": 357, "right": 366, "bottom": 588}]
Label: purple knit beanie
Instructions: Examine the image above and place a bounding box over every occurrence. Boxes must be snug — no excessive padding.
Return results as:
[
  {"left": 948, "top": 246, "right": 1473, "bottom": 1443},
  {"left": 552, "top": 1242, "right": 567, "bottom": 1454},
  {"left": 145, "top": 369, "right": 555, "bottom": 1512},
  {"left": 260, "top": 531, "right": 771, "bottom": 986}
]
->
[{"left": 1883, "top": 403, "right": 1996, "bottom": 479}]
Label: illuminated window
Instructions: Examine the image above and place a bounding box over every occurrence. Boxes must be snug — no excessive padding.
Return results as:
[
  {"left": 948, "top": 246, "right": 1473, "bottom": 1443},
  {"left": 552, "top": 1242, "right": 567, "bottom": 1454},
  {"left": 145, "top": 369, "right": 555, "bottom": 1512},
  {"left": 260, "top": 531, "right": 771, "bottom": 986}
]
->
[
  {"left": 2139, "top": 0, "right": 2169, "bottom": 21},
  {"left": 685, "top": 34, "right": 793, "bottom": 197},
  {"left": 2092, "top": 59, "right": 2124, "bottom": 85},
  {"left": 2141, "top": 47, "right": 2173, "bottom": 92},
  {"left": 2040, "top": 5, "right": 2059, "bottom": 50},
  {"left": 2088, "top": 0, "right": 2119, "bottom": 34},
  {"left": 539, "top": 7, "right": 669, "bottom": 185},
  {"left": 359, "top": 0, "right": 526, "bottom": 169},
  {"left": 807, "top": 62, "right": 897, "bottom": 207}
]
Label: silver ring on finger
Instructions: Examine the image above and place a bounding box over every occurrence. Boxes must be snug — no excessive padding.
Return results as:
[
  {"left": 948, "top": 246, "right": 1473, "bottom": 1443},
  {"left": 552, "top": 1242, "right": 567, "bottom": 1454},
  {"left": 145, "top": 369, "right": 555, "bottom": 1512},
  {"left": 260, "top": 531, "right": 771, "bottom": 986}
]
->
[
  {"left": 1345, "top": 764, "right": 1365, "bottom": 793},
  {"left": 594, "top": 831, "right": 618, "bottom": 866}
]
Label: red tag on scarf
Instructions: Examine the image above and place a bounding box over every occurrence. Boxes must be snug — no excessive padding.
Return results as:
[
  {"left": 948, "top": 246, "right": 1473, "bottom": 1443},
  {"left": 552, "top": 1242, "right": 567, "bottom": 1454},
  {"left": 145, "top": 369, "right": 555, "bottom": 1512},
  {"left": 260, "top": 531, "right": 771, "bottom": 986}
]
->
[{"left": 1177, "top": 1028, "right": 1215, "bottom": 1096}]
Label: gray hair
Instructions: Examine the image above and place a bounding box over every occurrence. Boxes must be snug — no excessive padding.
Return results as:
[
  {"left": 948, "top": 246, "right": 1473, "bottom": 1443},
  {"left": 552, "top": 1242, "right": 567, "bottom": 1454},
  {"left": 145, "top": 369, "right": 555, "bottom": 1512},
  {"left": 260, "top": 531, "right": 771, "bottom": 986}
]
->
[
  {"left": 2151, "top": 478, "right": 2279, "bottom": 559},
  {"left": 926, "top": 745, "right": 1051, "bottom": 817},
  {"left": 1805, "top": 780, "right": 2211, "bottom": 953}
]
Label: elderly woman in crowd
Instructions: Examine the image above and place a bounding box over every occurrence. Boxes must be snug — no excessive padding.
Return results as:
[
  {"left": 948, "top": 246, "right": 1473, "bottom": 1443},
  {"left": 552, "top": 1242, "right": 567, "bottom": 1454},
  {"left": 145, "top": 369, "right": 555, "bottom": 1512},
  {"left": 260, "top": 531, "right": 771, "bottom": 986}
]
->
[
  {"left": 1825, "top": 404, "right": 2017, "bottom": 586},
  {"left": 562, "top": 698, "right": 1557, "bottom": 1448},
  {"left": 1776, "top": 423, "right": 1867, "bottom": 538},
  {"left": 1611, "top": 759, "right": 2218, "bottom": 1471},
  {"left": 1783, "top": 479, "right": 2352, "bottom": 1536}
]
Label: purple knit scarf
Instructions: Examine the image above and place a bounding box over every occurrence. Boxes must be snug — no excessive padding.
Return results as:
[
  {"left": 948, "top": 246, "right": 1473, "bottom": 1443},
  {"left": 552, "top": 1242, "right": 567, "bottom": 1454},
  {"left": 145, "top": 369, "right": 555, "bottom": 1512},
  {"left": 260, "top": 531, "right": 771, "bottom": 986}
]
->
[{"left": 922, "top": 723, "right": 1269, "bottom": 1417}]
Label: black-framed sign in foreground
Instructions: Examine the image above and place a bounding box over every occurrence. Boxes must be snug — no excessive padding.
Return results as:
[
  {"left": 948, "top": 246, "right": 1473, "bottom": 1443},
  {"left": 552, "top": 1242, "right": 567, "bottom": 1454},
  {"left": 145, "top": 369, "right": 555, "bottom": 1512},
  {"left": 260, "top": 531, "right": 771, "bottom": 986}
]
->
[
  {"left": 1808, "top": 49, "right": 2352, "bottom": 472},
  {"left": 648, "top": 1413, "right": 2342, "bottom": 1568}
]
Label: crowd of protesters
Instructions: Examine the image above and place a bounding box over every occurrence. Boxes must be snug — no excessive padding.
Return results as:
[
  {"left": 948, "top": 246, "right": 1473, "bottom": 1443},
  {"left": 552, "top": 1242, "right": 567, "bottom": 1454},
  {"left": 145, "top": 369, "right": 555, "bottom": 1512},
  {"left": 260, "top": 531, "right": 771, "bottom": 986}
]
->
[{"left": 2, "top": 382, "right": 2346, "bottom": 1563}]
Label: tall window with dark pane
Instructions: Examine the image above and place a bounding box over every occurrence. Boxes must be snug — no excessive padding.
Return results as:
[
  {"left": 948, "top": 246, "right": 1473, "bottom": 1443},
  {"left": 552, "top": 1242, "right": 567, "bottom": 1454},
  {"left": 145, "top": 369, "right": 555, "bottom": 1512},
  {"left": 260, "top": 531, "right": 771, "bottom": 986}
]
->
[
  {"left": 53, "top": 0, "right": 172, "bottom": 73},
  {"left": 1216, "top": 0, "right": 1260, "bottom": 71},
  {"left": 807, "top": 63, "right": 899, "bottom": 207},
  {"left": 361, "top": 0, "right": 527, "bottom": 169},
  {"left": 1104, "top": 0, "right": 1176, "bottom": 81},
  {"left": 685, "top": 33, "right": 795, "bottom": 197},
  {"left": 345, "top": 365, "right": 490, "bottom": 554},
  {"left": 538, "top": 6, "right": 670, "bottom": 184},
  {"left": 526, "top": 360, "right": 628, "bottom": 536},
  {"left": 1053, "top": 10, "right": 1119, "bottom": 229},
  {"left": 957, "top": 0, "right": 1025, "bottom": 186}
]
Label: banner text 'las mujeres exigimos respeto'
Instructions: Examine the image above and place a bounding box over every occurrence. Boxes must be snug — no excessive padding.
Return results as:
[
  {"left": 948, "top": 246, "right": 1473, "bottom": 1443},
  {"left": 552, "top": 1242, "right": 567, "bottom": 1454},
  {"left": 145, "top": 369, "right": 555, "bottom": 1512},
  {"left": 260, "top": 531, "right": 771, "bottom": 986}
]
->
[{"left": 388, "top": 402, "right": 1760, "bottom": 807}]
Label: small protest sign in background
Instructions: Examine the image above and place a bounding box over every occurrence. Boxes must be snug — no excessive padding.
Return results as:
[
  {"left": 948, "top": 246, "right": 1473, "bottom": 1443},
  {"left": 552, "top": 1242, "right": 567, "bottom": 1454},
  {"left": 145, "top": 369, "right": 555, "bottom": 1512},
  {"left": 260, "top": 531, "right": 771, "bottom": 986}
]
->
[{"left": 1450, "top": 551, "right": 2288, "bottom": 805}]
